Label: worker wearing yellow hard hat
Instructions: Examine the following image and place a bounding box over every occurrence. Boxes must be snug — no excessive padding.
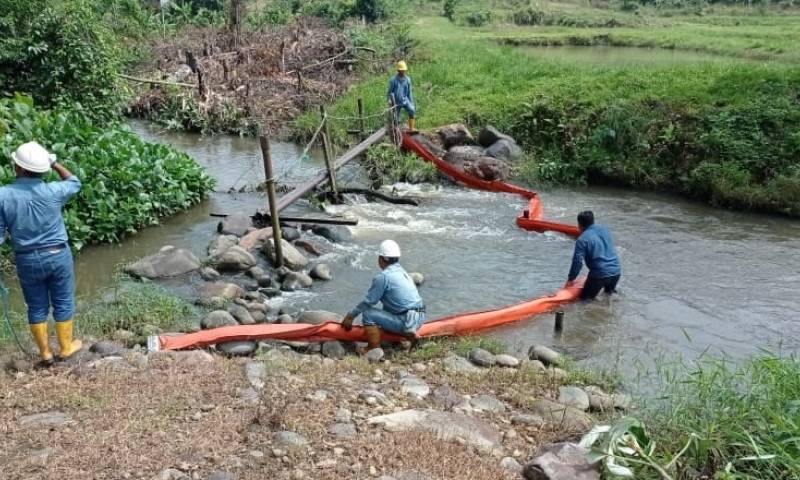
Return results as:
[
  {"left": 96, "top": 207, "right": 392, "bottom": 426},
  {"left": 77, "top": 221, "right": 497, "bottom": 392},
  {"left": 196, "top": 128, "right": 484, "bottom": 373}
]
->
[{"left": 387, "top": 60, "right": 416, "bottom": 130}]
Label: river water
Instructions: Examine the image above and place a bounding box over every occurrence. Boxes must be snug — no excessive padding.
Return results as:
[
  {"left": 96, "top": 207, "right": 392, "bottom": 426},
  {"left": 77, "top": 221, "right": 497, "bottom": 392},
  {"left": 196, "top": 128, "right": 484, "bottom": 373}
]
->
[{"left": 19, "top": 121, "right": 797, "bottom": 374}]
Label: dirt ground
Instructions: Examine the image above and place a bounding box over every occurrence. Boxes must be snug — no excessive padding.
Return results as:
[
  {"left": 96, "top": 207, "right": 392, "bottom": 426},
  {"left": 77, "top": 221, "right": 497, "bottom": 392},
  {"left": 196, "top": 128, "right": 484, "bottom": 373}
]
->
[
  {"left": 128, "top": 17, "right": 377, "bottom": 135},
  {"left": 0, "top": 344, "right": 597, "bottom": 480}
]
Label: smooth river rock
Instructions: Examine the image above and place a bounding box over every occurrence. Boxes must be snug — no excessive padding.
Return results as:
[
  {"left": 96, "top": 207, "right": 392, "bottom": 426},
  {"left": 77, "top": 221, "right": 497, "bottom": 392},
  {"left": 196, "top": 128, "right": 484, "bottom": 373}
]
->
[
  {"left": 211, "top": 246, "right": 257, "bottom": 271},
  {"left": 228, "top": 304, "right": 256, "bottom": 325},
  {"left": 495, "top": 354, "right": 521, "bottom": 368},
  {"left": 523, "top": 442, "right": 599, "bottom": 480},
  {"left": 321, "top": 341, "right": 346, "bottom": 359},
  {"left": 309, "top": 224, "right": 352, "bottom": 243},
  {"left": 437, "top": 123, "right": 475, "bottom": 149},
  {"left": 558, "top": 386, "right": 590, "bottom": 411},
  {"left": 297, "top": 310, "right": 342, "bottom": 325},
  {"left": 262, "top": 238, "right": 309, "bottom": 271},
  {"left": 273, "top": 431, "right": 308, "bottom": 450},
  {"left": 399, "top": 376, "right": 431, "bottom": 399},
  {"left": 466, "top": 156, "right": 510, "bottom": 181},
  {"left": 529, "top": 345, "right": 561, "bottom": 366},
  {"left": 367, "top": 409, "right": 501, "bottom": 450},
  {"left": 200, "top": 282, "right": 244, "bottom": 301},
  {"left": 218, "top": 341, "right": 258, "bottom": 356},
  {"left": 20, "top": 411, "right": 72, "bottom": 428},
  {"left": 218, "top": 213, "right": 252, "bottom": 237},
  {"left": 201, "top": 311, "right": 238, "bottom": 330},
  {"left": 469, "top": 394, "right": 506, "bottom": 413},
  {"left": 443, "top": 145, "right": 483, "bottom": 169},
  {"left": 200, "top": 266, "right": 221, "bottom": 281},
  {"left": 441, "top": 354, "right": 480, "bottom": 374},
  {"left": 469, "top": 348, "right": 496, "bottom": 367},
  {"left": 310, "top": 263, "right": 332, "bottom": 281},
  {"left": 530, "top": 398, "right": 593, "bottom": 431},
  {"left": 281, "top": 271, "right": 313, "bottom": 291},
  {"left": 477, "top": 125, "right": 516, "bottom": 148},
  {"left": 207, "top": 235, "right": 238, "bottom": 257},
  {"left": 125, "top": 247, "right": 200, "bottom": 279},
  {"left": 484, "top": 138, "right": 522, "bottom": 162}
]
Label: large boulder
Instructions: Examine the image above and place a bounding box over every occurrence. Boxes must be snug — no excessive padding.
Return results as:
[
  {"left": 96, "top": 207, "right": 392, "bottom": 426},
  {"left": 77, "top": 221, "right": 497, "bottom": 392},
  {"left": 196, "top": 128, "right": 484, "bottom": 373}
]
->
[
  {"left": 217, "top": 213, "right": 252, "bottom": 237},
  {"left": 443, "top": 145, "right": 483, "bottom": 169},
  {"left": 409, "top": 132, "right": 446, "bottom": 158},
  {"left": 262, "top": 238, "right": 309, "bottom": 271},
  {"left": 239, "top": 227, "right": 273, "bottom": 251},
  {"left": 485, "top": 138, "right": 522, "bottom": 162},
  {"left": 523, "top": 442, "right": 599, "bottom": 480},
  {"left": 207, "top": 235, "right": 238, "bottom": 258},
  {"left": 125, "top": 247, "right": 200, "bottom": 279},
  {"left": 477, "top": 125, "right": 516, "bottom": 148},
  {"left": 368, "top": 409, "right": 501, "bottom": 450},
  {"left": 200, "top": 282, "right": 244, "bottom": 301},
  {"left": 297, "top": 310, "right": 342, "bottom": 325},
  {"left": 465, "top": 156, "right": 510, "bottom": 181},
  {"left": 210, "top": 246, "right": 257, "bottom": 272},
  {"left": 437, "top": 123, "right": 475, "bottom": 149}
]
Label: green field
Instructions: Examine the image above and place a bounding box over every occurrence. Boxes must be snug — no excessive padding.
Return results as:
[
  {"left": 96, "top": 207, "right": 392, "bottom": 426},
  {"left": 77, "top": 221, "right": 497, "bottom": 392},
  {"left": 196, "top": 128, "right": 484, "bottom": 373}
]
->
[{"left": 299, "top": 2, "right": 800, "bottom": 216}]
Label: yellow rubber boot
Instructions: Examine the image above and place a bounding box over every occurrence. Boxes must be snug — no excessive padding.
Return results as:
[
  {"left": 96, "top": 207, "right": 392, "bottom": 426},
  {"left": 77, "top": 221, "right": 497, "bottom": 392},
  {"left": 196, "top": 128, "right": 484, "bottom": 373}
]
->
[
  {"left": 408, "top": 118, "right": 416, "bottom": 131},
  {"left": 55, "top": 320, "right": 83, "bottom": 360},
  {"left": 29, "top": 323, "right": 54, "bottom": 365}
]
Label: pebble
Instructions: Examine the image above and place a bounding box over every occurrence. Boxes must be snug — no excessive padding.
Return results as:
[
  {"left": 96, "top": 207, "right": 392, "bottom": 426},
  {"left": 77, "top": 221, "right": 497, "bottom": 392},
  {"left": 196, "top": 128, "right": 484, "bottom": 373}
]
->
[
  {"left": 248, "top": 450, "right": 265, "bottom": 459},
  {"left": 558, "top": 386, "right": 591, "bottom": 411},
  {"left": 328, "top": 422, "right": 357, "bottom": 438},
  {"left": 366, "top": 348, "right": 385, "bottom": 363},
  {"left": 334, "top": 408, "right": 352, "bottom": 423},
  {"left": 499, "top": 456, "right": 522, "bottom": 473}
]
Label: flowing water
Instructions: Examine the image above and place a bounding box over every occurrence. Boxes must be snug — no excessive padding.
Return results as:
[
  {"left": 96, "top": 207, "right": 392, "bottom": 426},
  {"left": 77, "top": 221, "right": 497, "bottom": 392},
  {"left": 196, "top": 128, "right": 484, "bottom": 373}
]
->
[{"left": 11, "top": 121, "right": 799, "bottom": 374}]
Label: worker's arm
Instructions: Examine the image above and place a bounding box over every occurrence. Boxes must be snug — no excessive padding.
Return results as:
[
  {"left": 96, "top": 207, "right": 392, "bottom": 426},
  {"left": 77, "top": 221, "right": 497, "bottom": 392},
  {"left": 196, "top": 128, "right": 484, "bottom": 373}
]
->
[
  {"left": 407, "top": 77, "right": 414, "bottom": 106},
  {"left": 566, "top": 239, "right": 586, "bottom": 284},
  {"left": 50, "top": 162, "right": 82, "bottom": 205},
  {"left": 342, "top": 273, "right": 388, "bottom": 330},
  {"left": 387, "top": 77, "right": 396, "bottom": 103}
]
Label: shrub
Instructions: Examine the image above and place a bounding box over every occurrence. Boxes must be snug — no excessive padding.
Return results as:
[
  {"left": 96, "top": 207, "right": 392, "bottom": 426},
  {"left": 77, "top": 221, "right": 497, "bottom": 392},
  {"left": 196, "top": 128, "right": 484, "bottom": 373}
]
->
[
  {"left": 443, "top": 0, "right": 458, "bottom": 21},
  {"left": 0, "top": 97, "right": 215, "bottom": 250},
  {"left": 512, "top": 7, "right": 546, "bottom": 25},
  {"left": 463, "top": 10, "right": 492, "bottom": 27},
  {"left": 0, "top": 0, "right": 123, "bottom": 118},
  {"left": 362, "top": 143, "right": 438, "bottom": 186}
]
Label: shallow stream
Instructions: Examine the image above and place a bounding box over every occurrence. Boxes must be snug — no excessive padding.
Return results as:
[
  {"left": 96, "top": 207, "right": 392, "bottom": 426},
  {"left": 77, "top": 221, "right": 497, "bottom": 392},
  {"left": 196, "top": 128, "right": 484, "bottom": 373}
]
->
[{"left": 11, "top": 121, "right": 800, "bottom": 374}]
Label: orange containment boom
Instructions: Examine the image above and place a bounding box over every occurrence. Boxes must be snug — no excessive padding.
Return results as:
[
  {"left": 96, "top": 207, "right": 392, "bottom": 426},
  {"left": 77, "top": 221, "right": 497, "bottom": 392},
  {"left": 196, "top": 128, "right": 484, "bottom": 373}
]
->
[
  {"left": 148, "top": 130, "right": 585, "bottom": 352},
  {"left": 150, "top": 280, "right": 584, "bottom": 351},
  {"left": 400, "top": 133, "right": 580, "bottom": 237}
]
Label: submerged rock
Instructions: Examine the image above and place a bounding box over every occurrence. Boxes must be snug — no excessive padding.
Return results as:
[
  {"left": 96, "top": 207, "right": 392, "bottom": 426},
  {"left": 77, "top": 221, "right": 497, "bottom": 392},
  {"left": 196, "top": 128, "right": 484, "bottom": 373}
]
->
[
  {"left": 294, "top": 239, "right": 330, "bottom": 257},
  {"left": 281, "top": 272, "right": 313, "bottom": 291},
  {"left": 282, "top": 226, "right": 301, "bottom": 242},
  {"left": 310, "top": 263, "right": 332, "bottom": 281},
  {"left": 309, "top": 224, "right": 352, "bottom": 243},
  {"left": 125, "top": 247, "right": 200, "bottom": 279},
  {"left": 218, "top": 213, "right": 252, "bottom": 237},
  {"left": 523, "top": 442, "right": 599, "bottom": 480},
  {"left": 262, "top": 238, "right": 309, "bottom": 271}
]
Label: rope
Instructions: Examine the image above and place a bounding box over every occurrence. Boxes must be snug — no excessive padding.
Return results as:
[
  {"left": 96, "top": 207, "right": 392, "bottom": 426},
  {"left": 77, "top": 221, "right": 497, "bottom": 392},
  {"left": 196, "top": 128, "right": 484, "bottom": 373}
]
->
[
  {"left": 0, "top": 276, "right": 30, "bottom": 357},
  {"left": 326, "top": 105, "right": 397, "bottom": 122}
]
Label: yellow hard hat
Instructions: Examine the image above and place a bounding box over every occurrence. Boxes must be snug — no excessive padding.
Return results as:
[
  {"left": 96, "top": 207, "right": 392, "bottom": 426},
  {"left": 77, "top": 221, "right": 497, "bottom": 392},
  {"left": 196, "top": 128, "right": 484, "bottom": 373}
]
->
[{"left": 396, "top": 60, "right": 408, "bottom": 71}]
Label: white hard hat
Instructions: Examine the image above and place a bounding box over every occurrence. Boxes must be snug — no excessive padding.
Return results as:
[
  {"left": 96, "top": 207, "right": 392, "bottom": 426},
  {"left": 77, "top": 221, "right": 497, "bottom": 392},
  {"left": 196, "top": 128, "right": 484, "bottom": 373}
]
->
[
  {"left": 11, "top": 141, "right": 55, "bottom": 173},
  {"left": 378, "top": 239, "right": 401, "bottom": 258}
]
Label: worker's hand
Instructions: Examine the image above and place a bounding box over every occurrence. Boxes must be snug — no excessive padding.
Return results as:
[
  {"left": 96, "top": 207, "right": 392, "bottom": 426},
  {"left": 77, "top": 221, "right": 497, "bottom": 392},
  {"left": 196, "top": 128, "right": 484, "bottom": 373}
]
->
[{"left": 341, "top": 314, "right": 354, "bottom": 331}]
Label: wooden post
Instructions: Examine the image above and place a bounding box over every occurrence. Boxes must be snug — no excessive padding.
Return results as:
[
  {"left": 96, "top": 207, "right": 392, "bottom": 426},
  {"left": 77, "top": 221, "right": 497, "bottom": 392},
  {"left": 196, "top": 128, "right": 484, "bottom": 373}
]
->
[
  {"left": 554, "top": 310, "right": 564, "bottom": 333},
  {"left": 319, "top": 106, "right": 339, "bottom": 198},
  {"left": 357, "top": 97, "right": 365, "bottom": 141},
  {"left": 259, "top": 135, "right": 283, "bottom": 268}
]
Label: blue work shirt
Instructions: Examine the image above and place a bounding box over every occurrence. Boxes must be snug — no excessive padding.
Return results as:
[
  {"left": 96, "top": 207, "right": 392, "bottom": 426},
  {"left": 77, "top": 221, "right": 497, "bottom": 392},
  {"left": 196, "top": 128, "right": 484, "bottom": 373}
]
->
[
  {"left": 567, "top": 224, "right": 621, "bottom": 281},
  {"left": 387, "top": 74, "right": 414, "bottom": 107},
  {"left": 0, "top": 176, "right": 82, "bottom": 252},
  {"left": 350, "top": 263, "right": 424, "bottom": 317}
]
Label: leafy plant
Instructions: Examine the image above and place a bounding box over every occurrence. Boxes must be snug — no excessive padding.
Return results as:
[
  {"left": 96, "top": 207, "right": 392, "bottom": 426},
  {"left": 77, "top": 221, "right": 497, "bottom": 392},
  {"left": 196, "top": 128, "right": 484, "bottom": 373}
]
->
[
  {"left": 463, "top": 10, "right": 492, "bottom": 26},
  {"left": 443, "top": 0, "right": 459, "bottom": 21},
  {"left": 0, "top": 97, "right": 215, "bottom": 250}
]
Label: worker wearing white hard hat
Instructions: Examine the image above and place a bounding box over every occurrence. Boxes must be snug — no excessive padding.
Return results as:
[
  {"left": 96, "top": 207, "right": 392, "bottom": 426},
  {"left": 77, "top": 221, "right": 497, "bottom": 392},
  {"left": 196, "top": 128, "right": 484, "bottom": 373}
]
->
[
  {"left": 0, "top": 141, "right": 83, "bottom": 366},
  {"left": 342, "top": 239, "right": 425, "bottom": 353}
]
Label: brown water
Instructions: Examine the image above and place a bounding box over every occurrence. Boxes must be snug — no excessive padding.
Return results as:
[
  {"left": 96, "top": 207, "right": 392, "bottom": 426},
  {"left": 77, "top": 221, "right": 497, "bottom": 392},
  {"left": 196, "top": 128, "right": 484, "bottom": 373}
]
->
[{"left": 9, "top": 122, "right": 800, "bottom": 372}]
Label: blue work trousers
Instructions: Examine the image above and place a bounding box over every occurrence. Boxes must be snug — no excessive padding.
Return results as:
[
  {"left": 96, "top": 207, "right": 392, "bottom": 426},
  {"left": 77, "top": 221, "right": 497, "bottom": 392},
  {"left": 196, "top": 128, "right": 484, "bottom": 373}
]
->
[
  {"left": 362, "top": 307, "right": 424, "bottom": 336},
  {"left": 15, "top": 246, "right": 76, "bottom": 324},
  {"left": 395, "top": 102, "right": 416, "bottom": 121}
]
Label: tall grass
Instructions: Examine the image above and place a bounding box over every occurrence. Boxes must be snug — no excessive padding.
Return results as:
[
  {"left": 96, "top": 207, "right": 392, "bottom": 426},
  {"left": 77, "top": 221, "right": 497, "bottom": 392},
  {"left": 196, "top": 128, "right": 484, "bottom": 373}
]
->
[{"left": 639, "top": 356, "right": 800, "bottom": 478}]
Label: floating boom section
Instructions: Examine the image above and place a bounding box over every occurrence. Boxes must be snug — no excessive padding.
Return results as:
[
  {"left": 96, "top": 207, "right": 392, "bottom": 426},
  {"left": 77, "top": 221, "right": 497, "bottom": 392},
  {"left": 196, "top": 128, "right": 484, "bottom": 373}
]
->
[
  {"left": 400, "top": 134, "right": 580, "bottom": 237},
  {"left": 150, "top": 130, "right": 586, "bottom": 352},
  {"left": 153, "top": 281, "right": 584, "bottom": 351}
]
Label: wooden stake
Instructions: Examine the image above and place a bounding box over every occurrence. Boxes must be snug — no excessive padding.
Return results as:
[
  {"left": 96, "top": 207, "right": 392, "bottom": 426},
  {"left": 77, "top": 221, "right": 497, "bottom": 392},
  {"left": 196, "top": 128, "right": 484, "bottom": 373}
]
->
[
  {"left": 259, "top": 135, "right": 283, "bottom": 268},
  {"left": 319, "top": 106, "right": 339, "bottom": 198},
  {"left": 357, "top": 97, "right": 365, "bottom": 141},
  {"left": 554, "top": 310, "right": 564, "bottom": 333}
]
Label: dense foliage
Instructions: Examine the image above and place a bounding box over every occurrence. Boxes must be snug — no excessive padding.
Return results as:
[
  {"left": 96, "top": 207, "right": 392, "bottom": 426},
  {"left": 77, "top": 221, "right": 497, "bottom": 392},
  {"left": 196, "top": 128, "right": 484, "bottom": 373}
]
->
[
  {"left": 0, "top": 0, "right": 123, "bottom": 118},
  {"left": 0, "top": 97, "right": 215, "bottom": 250},
  {"left": 247, "top": 0, "right": 399, "bottom": 27}
]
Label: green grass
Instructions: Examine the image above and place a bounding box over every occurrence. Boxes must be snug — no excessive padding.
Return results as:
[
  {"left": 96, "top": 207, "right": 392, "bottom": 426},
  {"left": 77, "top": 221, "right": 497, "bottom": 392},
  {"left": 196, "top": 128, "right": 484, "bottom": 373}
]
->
[
  {"left": 297, "top": 10, "right": 800, "bottom": 216},
  {"left": 408, "top": 335, "right": 508, "bottom": 362},
  {"left": 634, "top": 356, "right": 800, "bottom": 479}
]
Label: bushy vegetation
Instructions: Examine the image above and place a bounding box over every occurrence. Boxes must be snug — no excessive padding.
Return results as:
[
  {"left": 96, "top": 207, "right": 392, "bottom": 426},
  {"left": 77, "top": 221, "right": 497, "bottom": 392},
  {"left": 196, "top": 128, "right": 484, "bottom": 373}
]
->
[
  {"left": 362, "top": 143, "right": 438, "bottom": 186},
  {"left": 247, "top": 0, "right": 401, "bottom": 28},
  {"left": 0, "top": 97, "right": 215, "bottom": 249},
  {"left": 597, "top": 356, "right": 800, "bottom": 479}
]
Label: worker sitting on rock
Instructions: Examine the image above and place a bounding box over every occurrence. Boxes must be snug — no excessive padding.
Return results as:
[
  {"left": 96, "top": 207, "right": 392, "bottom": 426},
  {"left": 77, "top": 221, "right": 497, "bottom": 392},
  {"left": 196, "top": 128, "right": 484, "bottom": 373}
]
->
[
  {"left": 565, "top": 211, "right": 622, "bottom": 300},
  {"left": 387, "top": 60, "right": 416, "bottom": 131},
  {"left": 342, "top": 240, "right": 425, "bottom": 353},
  {"left": 0, "top": 142, "right": 83, "bottom": 366}
]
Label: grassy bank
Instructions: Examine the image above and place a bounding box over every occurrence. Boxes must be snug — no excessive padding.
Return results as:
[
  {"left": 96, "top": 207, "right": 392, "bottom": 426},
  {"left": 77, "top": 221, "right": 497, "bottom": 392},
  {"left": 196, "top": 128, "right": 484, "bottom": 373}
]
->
[
  {"left": 299, "top": 8, "right": 800, "bottom": 216},
  {"left": 588, "top": 356, "right": 800, "bottom": 479}
]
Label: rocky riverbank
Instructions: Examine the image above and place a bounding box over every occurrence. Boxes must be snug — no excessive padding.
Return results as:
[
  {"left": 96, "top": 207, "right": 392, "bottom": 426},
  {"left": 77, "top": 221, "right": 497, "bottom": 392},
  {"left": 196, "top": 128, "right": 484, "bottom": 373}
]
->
[{"left": 1, "top": 333, "right": 628, "bottom": 479}]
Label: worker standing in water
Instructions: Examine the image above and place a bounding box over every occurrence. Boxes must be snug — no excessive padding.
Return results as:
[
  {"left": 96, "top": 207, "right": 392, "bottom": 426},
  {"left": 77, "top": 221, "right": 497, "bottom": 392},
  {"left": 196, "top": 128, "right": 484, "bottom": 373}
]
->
[
  {"left": 0, "top": 142, "right": 83, "bottom": 366},
  {"left": 565, "top": 211, "right": 622, "bottom": 300},
  {"left": 341, "top": 240, "right": 425, "bottom": 353},
  {"left": 387, "top": 60, "right": 416, "bottom": 131}
]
